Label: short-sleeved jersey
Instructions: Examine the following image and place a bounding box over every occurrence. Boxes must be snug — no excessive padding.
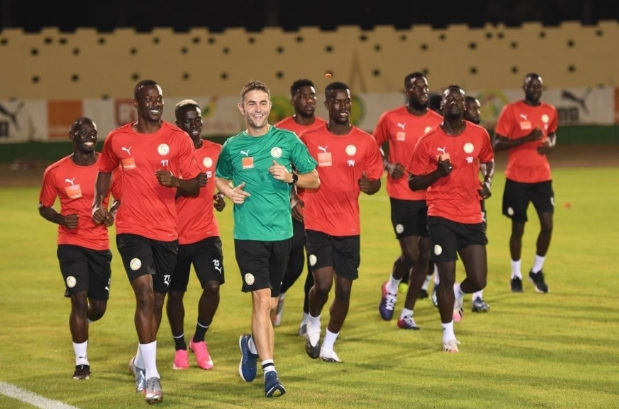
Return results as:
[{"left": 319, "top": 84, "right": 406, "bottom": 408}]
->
[
  {"left": 373, "top": 107, "right": 443, "bottom": 200},
  {"left": 99, "top": 121, "right": 200, "bottom": 241},
  {"left": 39, "top": 154, "right": 121, "bottom": 250},
  {"left": 411, "top": 123, "right": 494, "bottom": 224},
  {"left": 215, "top": 126, "right": 317, "bottom": 241},
  {"left": 494, "top": 100, "right": 558, "bottom": 183},
  {"left": 176, "top": 140, "right": 222, "bottom": 245},
  {"left": 300, "top": 125, "right": 384, "bottom": 236},
  {"left": 274, "top": 116, "right": 327, "bottom": 137}
]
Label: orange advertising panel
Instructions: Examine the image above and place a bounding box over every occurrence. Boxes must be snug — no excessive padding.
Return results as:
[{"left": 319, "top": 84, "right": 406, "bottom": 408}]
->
[{"left": 47, "top": 100, "right": 83, "bottom": 139}]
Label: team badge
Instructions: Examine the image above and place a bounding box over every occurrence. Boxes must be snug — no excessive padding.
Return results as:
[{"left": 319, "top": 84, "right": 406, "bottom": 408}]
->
[
  {"left": 463, "top": 143, "right": 474, "bottom": 154},
  {"left": 395, "top": 224, "right": 404, "bottom": 234},
  {"left": 345, "top": 145, "right": 357, "bottom": 156},
  {"left": 541, "top": 114, "right": 549, "bottom": 123},
  {"left": 244, "top": 273, "right": 255, "bottom": 285},
  {"left": 203, "top": 157, "right": 213, "bottom": 168},
  {"left": 66, "top": 276, "right": 77, "bottom": 288},
  {"left": 434, "top": 245, "right": 443, "bottom": 256},
  {"left": 130, "top": 258, "right": 142, "bottom": 271},
  {"left": 507, "top": 207, "right": 514, "bottom": 216},
  {"left": 271, "top": 147, "right": 282, "bottom": 158},
  {"left": 157, "top": 144, "right": 170, "bottom": 156},
  {"left": 309, "top": 254, "right": 317, "bottom": 266}
]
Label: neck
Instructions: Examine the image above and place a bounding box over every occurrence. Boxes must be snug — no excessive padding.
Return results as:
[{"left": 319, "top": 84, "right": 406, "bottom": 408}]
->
[
  {"left": 293, "top": 115, "right": 316, "bottom": 126},
  {"left": 441, "top": 116, "right": 466, "bottom": 136},
  {"left": 72, "top": 151, "right": 97, "bottom": 166},
  {"left": 246, "top": 124, "right": 270, "bottom": 137},
  {"left": 524, "top": 98, "right": 541, "bottom": 107},
  {"left": 134, "top": 119, "right": 163, "bottom": 134},
  {"left": 406, "top": 104, "right": 428, "bottom": 117},
  {"left": 327, "top": 121, "right": 352, "bottom": 136}
]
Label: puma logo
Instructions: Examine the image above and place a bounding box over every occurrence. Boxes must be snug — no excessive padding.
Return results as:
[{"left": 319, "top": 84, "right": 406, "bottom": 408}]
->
[
  {"left": 64, "top": 178, "right": 76, "bottom": 186},
  {"left": 318, "top": 146, "right": 328, "bottom": 153},
  {"left": 121, "top": 146, "right": 132, "bottom": 155},
  {"left": 240, "top": 150, "right": 250, "bottom": 156},
  {"left": 520, "top": 114, "right": 528, "bottom": 120},
  {"left": 397, "top": 123, "right": 406, "bottom": 130},
  {"left": 437, "top": 147, "right": 447, "bottom": 155}
]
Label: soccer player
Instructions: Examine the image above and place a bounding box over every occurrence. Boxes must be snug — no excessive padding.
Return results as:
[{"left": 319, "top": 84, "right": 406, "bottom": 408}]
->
[
  {"left": 166, "top": 99, "right": 226, "bottom": 371},
  {"left": 493, "top": 73, "right": 557, "bottom": 294},
  {"left": 215, "top": 80, "right": 319, "bottom": 397},
  {"left": 92, "top": 80, "right": 201, "bottom": 404},
  {"left": 301, "top": 81, "right": 383, "bottom": 361},
  {"left": 39, "top": 117, "right": 120, "bottom": 380},
  {"left": 272, "top": 79, "right": 327, "bottom": 335},
  {"left": 409, "top": 85, "right": 494, "bottom": 352},
  {"left": 374, "top": 72, "right": 443, "bottom": 330}
]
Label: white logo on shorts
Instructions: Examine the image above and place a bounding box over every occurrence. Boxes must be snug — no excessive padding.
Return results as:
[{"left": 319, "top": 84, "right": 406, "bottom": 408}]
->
[
  {"left": 130, "top": 258, "right": 142, "bottom": 271},
  {"left": 507, "top": 207, "right": 514, "bottom": 216},
  {"left": 434, "top": 245, "right": 443, "bottom": 256},
  {"left": 395, "top": 224, "right": 404, "bottom": 234},
  {"left": 244, "top": 273, "right": 255, "bottom": 285},
  {"left": 157, "top": 144, "right": 170, "bottom": 156},
  {"left": 309, "top": 254, "right": 317, "bottom": 266},
  {"left": 550, "top": 197, "right": 554, "bottom": 206},
  {"left": 66, "top": 276, "right": 77, "bottom": 288}
]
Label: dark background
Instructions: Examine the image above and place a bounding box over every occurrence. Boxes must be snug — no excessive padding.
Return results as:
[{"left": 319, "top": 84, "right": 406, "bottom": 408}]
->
[{"left": 1, "top": 0, "right": 617, "bottom": 32}]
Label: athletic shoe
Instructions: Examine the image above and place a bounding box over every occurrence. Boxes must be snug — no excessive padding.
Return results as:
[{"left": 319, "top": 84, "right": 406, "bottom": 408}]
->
[
  {"left": 129, "top": 357, "right": 146, "bottom": 393},
  {"left": 442, "top": 339, "right": 460, "bottom": 353},
  {"left": 238, "top": 334, "right": 258, "bottom": 382},
  {"left": 172, "top": 349, "right": 189, "bottom": 370},
  {"left": 510, "top": 276, "right": 523, "bottom": 292},
  {"left": 144, "top": 377, "right": 163, "bottom": 404},
  {"left": 419, "top": 289, "right": 429, "bottom": 299},
  {"left": 189, "top": 339, "right": 213, "bottom": 370},
  {"left": 453, "top": 296, "right": 464, "bottom": 323},
  {"left": 378, "top": 282, "right": 397, "bottom": 321},
  {"left": 396, "top": 315, "right": 420, "bottom": 330},
  {"left": 471, "top": 297, "right": 490, "bottom": 313},
  {"left": 271, "top": 294, "right": 285, "bottom": 327},
  {"left": 431, "top": 284, "right": 438, "bottom": 308},
  {"left": 298, "top": 323, "right": 307, "bottom": 337},
  {"left": 72, "top": 364, "right": 91, "bottom": 380},
  {"left": 320, "top": 346, "right": 342, "bottom": 363},
  {"left": 305, "top": 324, "right": 321, "bottom": 359},
  {"left": 529, "top": 270, "right": 549, "bottom": 293},
  {"left": 264, "top": 371, "right": 286, "bottom": 397}
]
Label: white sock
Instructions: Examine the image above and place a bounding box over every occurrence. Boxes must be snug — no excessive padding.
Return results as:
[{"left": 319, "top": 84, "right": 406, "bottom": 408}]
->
[
  {"left": 247, "top": 335, "right": 258, "bottom": 355},
  {"left": 531, "top": 255, "right": 545, "bottom": 273},
  {"left": 139, "top": 341, "right": 159, "bottom": 380},
  {"left": 441, "top": 321, "right": 455, "bottom": 343},
  {"left": 473, "top": 290, "right": 483, "bottom": 300},
  {"left": 421, "top": 274, "right": 432, "bottom": 290},
  {"left": 262, "top": 359, "right": 275, "bottom": 375},
  {"left": 433, "top": 266, "right": 440, "bottom": 284},
  {"left": 322, "top": 329, "right": 339, "bottom": 350},
  {"left": 511, "top": 259, "right": 522, "bottom": 279},
  {"left": 135, "top": 344, "right": 144, "bottom": 369},
  {"left": 453, "top": 283, "right": 466, "bottom": 299},
  {"left": 386, "top": 275, "right": 401, "bottom": 294},
  {"left": 308, "top": 314, "right": 321, "bottom": 330},
  {"left": 300, "top": 312, "right": 309, "bottom": 325},
  {"left": 73, "top": 341, "right": 88, "bottom": 365},
  {"left": 400, "top": 308, "right": 413, "bottom": 320}
]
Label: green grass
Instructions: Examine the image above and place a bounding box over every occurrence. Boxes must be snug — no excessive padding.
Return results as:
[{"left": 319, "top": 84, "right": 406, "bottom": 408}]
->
[{"left": 1, "top": 168, "right": 618, "bottom": 409}]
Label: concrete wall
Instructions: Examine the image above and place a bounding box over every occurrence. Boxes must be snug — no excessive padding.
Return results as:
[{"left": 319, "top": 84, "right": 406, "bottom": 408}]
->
[{"left": 0, "top": 21, "right": 617, "bottom": 100}]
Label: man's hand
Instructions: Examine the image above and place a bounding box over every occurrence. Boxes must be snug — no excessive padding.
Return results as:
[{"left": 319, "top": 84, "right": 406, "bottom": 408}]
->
[
  {"left": 63, "top": 213, "right": 79, "bottom": 229},
  {"left": 478, "top": 181, "right": 492, "bottom": 200},
  {"left": 389, "top": 162, "right": 406, "bottom": 179},
  {"left": 213, "top": 192, "right": 226, "bottom": 212},
  {"left": 268, "top": 160, "right": 293, "bottom": 183},
  {"left": 197, "top": 172, "right": 208, "bottom": 187},
  {"left": 436, "top": 156, "right": 453, "bottom": 178},
  {"left": 291, "top": 201, "right": 304, "bottom": 222},
  {"left": 226, "top": 182, "right": 251, "bottom": 204},
  {"left": 155, "top": 170, "right": 178, "bottom": 188},
  {"left": 525, "top": 128, "right": 544, "bottom": 143},
  {"left": 537, "top": 140, "right": 553, "bottom": 155}
]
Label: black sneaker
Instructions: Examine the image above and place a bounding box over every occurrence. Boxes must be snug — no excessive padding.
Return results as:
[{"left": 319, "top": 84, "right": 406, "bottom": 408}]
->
[
  {"left": 419, "top": 289, "right": 429, "bottom": 299},
  {"left": 529, "top": 270, "right": 549, "bottom": 293},
  {"left": 510, "top": 277, "right": 523, "bottom": 293},
  {"left": 72, "top": 364, "right": 91, "bottom": 380}
]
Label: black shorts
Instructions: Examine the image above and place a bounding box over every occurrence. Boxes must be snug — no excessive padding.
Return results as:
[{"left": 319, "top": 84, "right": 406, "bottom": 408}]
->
[
  {"left": 234, "top": 239, "right": 291, "bottom": 296},
  {"left": 305, "top": 229, "right": 360, "bottom": 280},
  {"left": 390, "top": 198, "right": 429, "bottom": 239},
  {"left": 116, "top": 233, "right": 178, "bottom": 294},
  {"left": 502, "top": 179, "right": 554, "bottom": 223},
  {"left": 57, "top": 245, "right": 112, "bottom": 300},
  {"left": 170, "top": 236, "right": 225, "bottom": 292},
  {"left": 427, "top": 216, "right": 487, "bottom": 262}
]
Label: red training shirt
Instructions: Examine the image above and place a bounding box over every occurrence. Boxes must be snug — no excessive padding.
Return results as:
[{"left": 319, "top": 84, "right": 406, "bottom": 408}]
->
[{"left": 494, "top": 100, "right": 558, "bottom": 183}]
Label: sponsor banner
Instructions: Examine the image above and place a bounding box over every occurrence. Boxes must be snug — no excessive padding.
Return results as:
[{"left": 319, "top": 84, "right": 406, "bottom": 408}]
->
[{"left": 1, "top": 87, "right": 615, "bottom": 142}]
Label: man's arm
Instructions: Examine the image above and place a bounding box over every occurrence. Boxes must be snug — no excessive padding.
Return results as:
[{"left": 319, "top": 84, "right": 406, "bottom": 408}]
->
[
  {"left": 493, "top": 129, "right": 544, "bottom": 152},
  {"left": 478, "top": 160, "right": 494, "bottom": 200},
  {"left": 38, "top": 203, "right": 78, "bottom": 229},
  {"left": 92, "top": 171, "right": 112, "bottom": 224},
  {"left": 215, "top": 177, "right": 250, "bottom": 204},
  {"left": 156, "top": 170, "right": 200, "bottom": 197},
  {"left": 537, "top": 131, "right": 557, "bottom": 155},
  {"left": 359, "top": 172, "right": 381, "bottom": 195},
  {"left": 380, "top": 145, "right": 405, "bottom": 179},
  {"left": 408, "top": 157, "right": 452, "bottom": 191}
]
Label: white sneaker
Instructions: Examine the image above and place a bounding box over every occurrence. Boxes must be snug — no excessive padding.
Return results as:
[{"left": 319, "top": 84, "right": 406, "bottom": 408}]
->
[
  {"left": 305, "top": 324, "right": 321, "bottom": 359},
  {"left": 442, "top": 338, "right": 460, "bottom": 353},
  {"left": 319, "top": 346, "right": 342, "bottom": 363}
]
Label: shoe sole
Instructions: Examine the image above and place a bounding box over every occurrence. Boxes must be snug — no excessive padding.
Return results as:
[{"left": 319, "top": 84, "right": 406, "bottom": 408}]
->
[
  {"left": 265, "top": 383, "right": 286, "bottom": 397},
  {"left": 145, "top": 393, "right": 163, "bottom": 404}
]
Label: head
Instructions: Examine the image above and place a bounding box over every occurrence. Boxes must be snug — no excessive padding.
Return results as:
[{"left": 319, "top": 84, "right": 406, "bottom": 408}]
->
[
  {"left": 523, "top": 73, "right": 543, "bottom": 104},
  {"left": 428, "top": 93, "right": 443, "bottom": 114},
  {"left": 290, "top": 79, "right": 317, "bottom": 119},
  {"left": 69, "top": 117, "right": 97, "bottom": 154},
  {"left": 133, "top": 79, "right": 164, "bottom": 123},
  {"left": 238, "top": 80, "right": 272, "bottom": 132},
  {"left": 175, "top": 99, "right": 203, "bottom": 142},
  {"left": 441, "top": 85, "right": 466, "bottom": 120},
  {"left": 464, "top": 96, "right": 481, "bottom": 125},
  {"left": 404, "top": 72, "right": 429, "bottom": 111},
  {"left": 324, "top": 81, "right": 352, "bottom": 125}
]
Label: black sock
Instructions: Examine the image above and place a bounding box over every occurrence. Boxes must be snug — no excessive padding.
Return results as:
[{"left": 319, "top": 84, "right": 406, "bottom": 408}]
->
[
  {"left": 192, "top": 322, "right": 210, "bottom": 343},
  {"left": 173, "top": 334, "right": 187, "bottom": 350}
]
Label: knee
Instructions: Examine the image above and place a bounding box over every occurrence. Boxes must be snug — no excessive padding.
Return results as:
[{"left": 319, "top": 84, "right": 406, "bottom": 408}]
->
[
  {"left": 203, "top": 281, "right": 220, "bottom": 297},
  {"left": 88, "top": 300, "right": 107, "bottom": 321},
  {"left": 167, "top": 290, "right": 184, "bottom": 303}
]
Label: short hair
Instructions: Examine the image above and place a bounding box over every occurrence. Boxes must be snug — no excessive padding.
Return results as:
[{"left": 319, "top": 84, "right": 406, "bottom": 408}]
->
[
  {"left": 240, "top": 80, "right": 271, "bottom": 101},
  {"left": 465, "top": 96, "right": 478, "bottom": 104},
  {"left": 404, "top": 72, "right": 425, "bottom": 87},
  {"left": 134, "top": 79, "right": 159, "bottom": 99},
  {"left": 524, "top": 73, "right": 541, "bottom": 82},
  {"left": 290, "top": 79, "right": 315, "bottom": 97},
  {"left": 442, "top": 85, "right": 464, "bottom": 95},
  {"left": 174, "top": 99, "right": 200, "bottom": 119},
  {"left": 325, "top": 81, "right": 350, "bottom": 99}
]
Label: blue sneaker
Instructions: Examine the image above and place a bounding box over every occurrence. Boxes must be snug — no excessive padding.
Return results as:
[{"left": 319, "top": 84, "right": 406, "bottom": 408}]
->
[
  {"left": 264, "top": 371, "right": 286, "bottom": 397},
  {"left": 238, "top": 334, "right": 258, "bottom": 382}
]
